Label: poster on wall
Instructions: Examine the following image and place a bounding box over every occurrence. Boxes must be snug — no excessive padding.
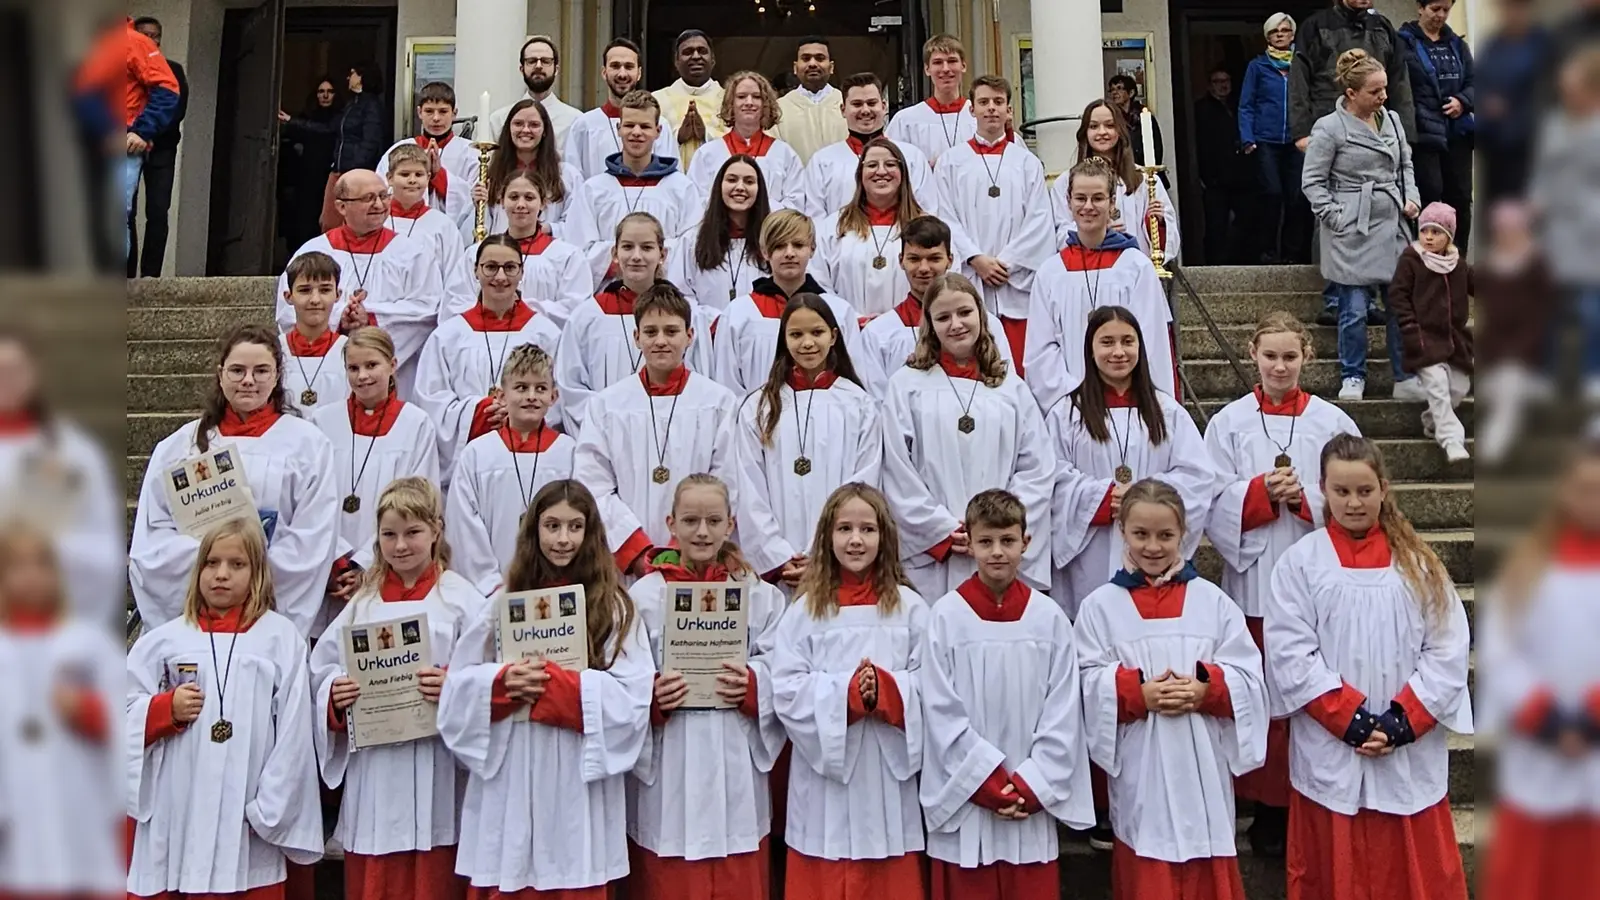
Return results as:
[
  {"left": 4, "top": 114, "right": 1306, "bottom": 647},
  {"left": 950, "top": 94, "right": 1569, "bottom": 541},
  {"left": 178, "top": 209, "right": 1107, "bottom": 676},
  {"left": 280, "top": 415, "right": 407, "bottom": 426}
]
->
[
  {"left": 404, "top": 38, "right": 456, "bottom": 136},
  {"left": 1016, "top": 38, "right": 1035, "bottom": 130},
  {"left": 1102, "top": 34, "right": 1157, "bottom": 112}
]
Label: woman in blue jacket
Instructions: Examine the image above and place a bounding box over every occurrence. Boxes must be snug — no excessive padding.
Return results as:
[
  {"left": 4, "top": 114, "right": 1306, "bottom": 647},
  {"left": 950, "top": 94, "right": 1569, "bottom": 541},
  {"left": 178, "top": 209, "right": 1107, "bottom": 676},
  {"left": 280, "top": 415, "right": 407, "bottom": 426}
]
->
[
  {"left": 1239, "top": 13, "right": 1309, "bottom": 263},
  {"left": 1399, "top": 0, "right": 1475, "bottom": 250}
]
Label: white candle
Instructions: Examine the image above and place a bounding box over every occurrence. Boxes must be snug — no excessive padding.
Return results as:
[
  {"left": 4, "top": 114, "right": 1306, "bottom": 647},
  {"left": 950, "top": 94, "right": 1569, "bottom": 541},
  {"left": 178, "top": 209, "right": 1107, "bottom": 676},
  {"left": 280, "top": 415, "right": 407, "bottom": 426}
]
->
[
  {"left": 479, "top": 91, "right": 494, "bottom": 140},
  {"left": 1139, "top": 109, "right": 1157, "bottom": 168}
]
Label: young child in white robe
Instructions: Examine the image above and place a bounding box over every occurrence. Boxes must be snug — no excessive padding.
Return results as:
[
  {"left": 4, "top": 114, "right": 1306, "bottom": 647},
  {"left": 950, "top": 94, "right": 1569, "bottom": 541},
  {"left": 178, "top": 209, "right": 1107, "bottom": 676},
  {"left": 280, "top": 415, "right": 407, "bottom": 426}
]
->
[
  {"left": 1025, "top": 156, "right": 1174, "bottom": 413},
  {"left": 439, "top": 479, "right": 654, "bottom": 899},
  {"left": 1044, "top": 305, "right": 1215, "bottom": 621},
  {"left": 880, "top": 273, "right": 1053, "bottom": 601},
  {"left": 279, "top": 251, "right": 351, "bottom": 418},
  {"left": 728, "top": 290, "right": 881, "bottom": 587},
  {"left": 1050, "top": 99, "right": 1181, "bottom": 263},
  {"left": 1075, "top": 479, "right": 1269, "bottom": 900},
  {"left": 130, "top": 324, "right": 341, "bottom": 637},
  {"left": 0, "top": 527, "right": 124, "bottom": 899},
  {"left": 919, "top": 489, "right": 1094, "bottom": 900},
  {"left": 1201, "top": 311, "right": 1360, "bottom": 854},
  {"left": 375, "top": 81, "right": 478, "bottom": 236},
  {"left": 1265, "top": 434, "right": 1472, "bottom": 900},
  {"left": 770, "top": 482, "right": 929, "bottom": 900},
  {"left": 450, "top": 171, "right": 593, "bottom": 325},
  {"left": 574, "top": 283, "right": 735, "bottom": 577},
  {"left": 932, "top": 75, "right": 1055, "bottom": 369},
  {"left": 712, "top": 209, "right": 863, "bottom": 396},
  {"left": 801, "top": 73, "right": 945, "bottom": 220},
  {"left": 447, "top": 344, "right": 578, "bottom": 596},
  {"left": 555, "top": 212, "right": 713, "bottom": 431},
  {"left": 126, "top": 517, "right": 325, "bottom": 898},
  {"left": 625, "top": 474, "right": 787, "bottom": 900},
  {"left": 414, "top": 234, "right": 564, "bottom": 484},
  {"left": 685, "top": 72, "right": 807, "bottom": 212},
  {"left": 667, "top": 154, "right": 771, "bottom": 311},
  {"left": 885, "top": 36, "right": 978, "bottom": 164},
  {"left": 313, "top": 478, "right": 483, "bottom": 900},
  {"left": 385, "top": 144, "right": 468, "bottom": 292},
  {"left": 470, "top": 98, "right": 586, "bottom": 243}
]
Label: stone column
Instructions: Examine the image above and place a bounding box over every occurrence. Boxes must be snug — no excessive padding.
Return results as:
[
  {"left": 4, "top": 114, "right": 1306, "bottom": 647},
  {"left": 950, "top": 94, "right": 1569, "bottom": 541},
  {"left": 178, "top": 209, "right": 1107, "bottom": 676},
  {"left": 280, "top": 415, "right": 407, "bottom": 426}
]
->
[
  {"left": 455, "top": 0, "right": 528, "bottom": 132},
  {"left": 1028, "top": 0, "right": 1103, "bottom": 176}
]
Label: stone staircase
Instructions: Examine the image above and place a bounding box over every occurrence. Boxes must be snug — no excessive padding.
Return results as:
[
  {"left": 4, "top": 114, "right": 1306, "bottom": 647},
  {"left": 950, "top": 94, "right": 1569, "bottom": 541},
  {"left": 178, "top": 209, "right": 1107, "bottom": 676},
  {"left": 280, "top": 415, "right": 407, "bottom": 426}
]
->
[{"left": 125, "top": 266, "right": 1476, "bottom": 898}]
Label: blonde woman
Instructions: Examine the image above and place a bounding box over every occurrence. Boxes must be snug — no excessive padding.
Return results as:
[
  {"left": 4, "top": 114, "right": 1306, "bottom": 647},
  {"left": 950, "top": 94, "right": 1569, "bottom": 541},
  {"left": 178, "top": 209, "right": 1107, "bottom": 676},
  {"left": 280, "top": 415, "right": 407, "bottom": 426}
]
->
[{"left": 686, "top": 71, "right": 807, "bottom": 211}]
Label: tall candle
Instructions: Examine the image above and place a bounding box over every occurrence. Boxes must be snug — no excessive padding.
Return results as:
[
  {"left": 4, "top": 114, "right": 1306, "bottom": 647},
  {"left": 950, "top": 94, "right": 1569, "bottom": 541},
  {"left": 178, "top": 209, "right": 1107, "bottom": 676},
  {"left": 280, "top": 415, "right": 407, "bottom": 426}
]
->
[
  {"left": 479, "top": 91, "right": 494, "bottom": 140},
  {"left": 1140, "top": 108, "right": 1157, "bottom": 168}
]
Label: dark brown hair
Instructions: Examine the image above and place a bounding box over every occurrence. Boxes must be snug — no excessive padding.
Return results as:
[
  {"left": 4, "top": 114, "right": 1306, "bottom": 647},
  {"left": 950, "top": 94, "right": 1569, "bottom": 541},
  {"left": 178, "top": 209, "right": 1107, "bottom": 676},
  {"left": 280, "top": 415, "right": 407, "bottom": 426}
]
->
[
  {"left": 486, "top": 99, "right": 566, "bottom": 208},
  {"left": 285, "top": 251, "right": 342, "bottom": 289},
  {"left": 754, "top": 294, "right": 865, "bottom": 446},
  {"left": 1076, "top": 99, "right": 1141, "bottom": 193},
  {"left": 693, "top": 154, "right": 771, "bottom": 273},
  {"left": 198, "top": 324, "right": 296, "bottom": 453},
  {"left": 1068, "top": 305, "right": 1167, "bottom": 445}
]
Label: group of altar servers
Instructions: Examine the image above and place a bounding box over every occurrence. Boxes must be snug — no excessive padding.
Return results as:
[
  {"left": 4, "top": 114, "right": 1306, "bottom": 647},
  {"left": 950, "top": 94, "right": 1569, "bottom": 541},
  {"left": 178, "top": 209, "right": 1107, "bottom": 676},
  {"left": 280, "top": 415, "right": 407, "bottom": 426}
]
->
[{"left": 111, "top": 29, "right": 1475, "bottom": 900}]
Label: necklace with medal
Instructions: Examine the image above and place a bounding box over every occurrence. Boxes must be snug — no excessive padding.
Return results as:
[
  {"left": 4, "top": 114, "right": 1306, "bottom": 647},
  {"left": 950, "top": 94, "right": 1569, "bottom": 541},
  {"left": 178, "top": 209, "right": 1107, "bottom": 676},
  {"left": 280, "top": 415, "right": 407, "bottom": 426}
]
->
[
  {"left": 942, "top": 366, "right": 981, "bottom": 434},
  {"left": 935, "top": 102, "right": 962, "bottom": 151},
  {"left": 977, "top": 140, "right": 1005, "bottom": 199},
  {"left": 206, "top": 615, "right": 239, "bottom": 743},
  {"left": 724, "top": 237, "right": 748, "bottom": 302},
  {"left": 344, "top": 395, "right": 390, "bottom": 513},
  {"left": 1107, "top": 404, "right": 1136, "bottom": 484},
  {"left": 481, "top": 311, "right": 517, "bottom": 399},
  {"left": 1257, "top": 394, "right": 1298, "bottom": 470},
  {"left": 646, "top": 381, "right": 682, "bottom": 485},
  {"left": 291, "top": 336, "right": 333, "bottom": 407},
  {"left": 511, "top": 424, "right": 544, "bottom": 527},
  {"left": 387, "top": 212, "right": 422, "bottom": 240},
  {"left": 344, "top": 231, "right": 378, "bottom": 306},
  {"left": 1081, "top": 247, "right": 1105, "bottom": 310},
  {"left": 792, "top": 375, "right": 821, "bottom": 475},
  {"left": 868, "top": 220, "right": 898, "bottom": 271}
]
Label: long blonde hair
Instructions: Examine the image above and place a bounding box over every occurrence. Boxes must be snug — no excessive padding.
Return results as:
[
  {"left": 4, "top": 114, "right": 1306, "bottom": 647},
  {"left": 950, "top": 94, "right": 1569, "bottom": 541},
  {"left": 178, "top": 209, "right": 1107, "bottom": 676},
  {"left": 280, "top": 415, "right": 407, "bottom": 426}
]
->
[
  {"left": 671, "top": 474, "right": 754, "bottom": 577},
  {"left": 797, "top": 483, "right": 909, "bottom": 619},
  {"left": 904, "top": 272, "right": 1008, "bottom": 387},
  {"left": 182, "top": 517, "right": 275, "bottom": 627},
  {"left": 1319, "top": 435, "right": 1454, "bottom": 623},
  {"left": 360, "top": 477, "right": 453, "bottom": 597},
  {"left": 837, "top": 138, "right": 924, "bottom": 239}
]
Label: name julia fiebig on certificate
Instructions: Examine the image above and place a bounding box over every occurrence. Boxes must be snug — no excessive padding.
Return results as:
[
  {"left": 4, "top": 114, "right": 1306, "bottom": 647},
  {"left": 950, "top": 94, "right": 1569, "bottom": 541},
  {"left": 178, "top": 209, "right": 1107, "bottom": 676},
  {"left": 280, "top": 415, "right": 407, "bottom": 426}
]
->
[
  {"left": 161, "top": 441, "right": 259, "bottom": 538},
  {"left": 341, "top": 613, "right": 436, "bottom": 749},
  {"left": 662, "top": 582, "right": 749, "bottom": 711}
]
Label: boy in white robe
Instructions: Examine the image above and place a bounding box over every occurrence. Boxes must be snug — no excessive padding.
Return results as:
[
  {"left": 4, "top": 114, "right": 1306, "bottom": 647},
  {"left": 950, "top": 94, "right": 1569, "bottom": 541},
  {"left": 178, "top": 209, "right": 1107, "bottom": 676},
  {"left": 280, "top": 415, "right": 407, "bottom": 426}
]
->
[
  {"left": 448, "top": 173, "right": 595, "bottom": 325},
  {"left": 564, "top": 38, "right": 679, "bottom": 181},
  {"left": 801, "top": 73, "right": 946, "bottom": 220},
  {"left": 574, "top": 283, "right": 736, "bottom": 576},
  {"left": 447, "top": 345, "right": 578, "bottom": 596},
  {"left": 1075, "top": 479, "right": 1268, "bottom": 900},
  {"left": 685, "top": 71, "right": 807, "bottom": 212},
  {"left": 275, "top": 169, "right": 444, "bottom": 399},
  {"left": 919, "top": 490, "right": 1094, "bottom": 899},
  {"left": 1025, "top": 157, "right": 1174, "bottom": 414},
  {"left": 375, "top": 80, "right": 479, "bottom": 235},
  {"left": 885, "top": 35, "right": 978, "bottom": 164},
  {"left": 278, "top": 251, "right": 351, "bottom": 418},
  {"left": 384, "top": 144, "right": 469, "bottom": 295},
  {"left": 933, "top": 75, "right": 1054, "bottom": 369}
]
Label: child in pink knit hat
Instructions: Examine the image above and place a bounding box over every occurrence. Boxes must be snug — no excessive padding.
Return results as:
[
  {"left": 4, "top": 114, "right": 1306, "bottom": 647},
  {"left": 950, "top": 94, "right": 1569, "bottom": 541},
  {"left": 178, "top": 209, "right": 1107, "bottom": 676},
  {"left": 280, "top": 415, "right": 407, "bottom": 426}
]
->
[{"left": 1388, "top": 201, "right": 1473, "bottom": 462}]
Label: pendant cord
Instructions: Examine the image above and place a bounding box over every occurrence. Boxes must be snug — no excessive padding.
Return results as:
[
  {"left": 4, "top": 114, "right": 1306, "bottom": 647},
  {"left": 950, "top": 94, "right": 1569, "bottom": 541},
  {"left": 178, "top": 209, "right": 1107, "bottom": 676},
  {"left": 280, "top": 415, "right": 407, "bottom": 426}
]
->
[
  {"left": 792, "top": 378, "right": 820, "bottom": 462},
  {"left": 205, "top": 616, "right": 239, "bottom": 726},
  {"left": 646, "top": 386, "right": 683, "bottom": 474},
  {"left": 509, "top": 423, "right": 544, "bottom": 517},
  {"left": 941, "top": 367, "right": 981, "bottom": 422},
  {"left": 348, "top": 394, "right": 391, "bottom": 499},
  {"left": 1106, "top": 406, "right": 1134, "bottom": 470},
  {"left": 1256, "top": 397, "right": 1299, "bottom": 461},
  {"left": 480, "top": 317, "right": 517, "bottom": 391},
  {"left": 291, "top": 344, "right": 332, "bottom": 398}
]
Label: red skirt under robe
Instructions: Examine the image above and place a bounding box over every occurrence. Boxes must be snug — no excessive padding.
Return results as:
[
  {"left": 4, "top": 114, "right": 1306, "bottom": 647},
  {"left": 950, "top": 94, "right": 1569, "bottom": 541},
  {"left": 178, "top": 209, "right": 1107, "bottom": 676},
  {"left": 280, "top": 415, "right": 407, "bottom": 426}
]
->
[
  {"left": 1110, "top": 840, "right": 1244, "bottom": 900},
  {"left": 1286, "top": 791, "right": 1466, "bottom": 900}
]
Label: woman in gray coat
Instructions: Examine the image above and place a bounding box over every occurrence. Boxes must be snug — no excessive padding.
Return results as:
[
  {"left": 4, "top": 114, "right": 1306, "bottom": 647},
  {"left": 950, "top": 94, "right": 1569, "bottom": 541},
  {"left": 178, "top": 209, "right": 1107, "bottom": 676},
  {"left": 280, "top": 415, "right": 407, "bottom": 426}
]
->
[{"left": 1302, "top": 48, "right": 1422, "bottom": 402}]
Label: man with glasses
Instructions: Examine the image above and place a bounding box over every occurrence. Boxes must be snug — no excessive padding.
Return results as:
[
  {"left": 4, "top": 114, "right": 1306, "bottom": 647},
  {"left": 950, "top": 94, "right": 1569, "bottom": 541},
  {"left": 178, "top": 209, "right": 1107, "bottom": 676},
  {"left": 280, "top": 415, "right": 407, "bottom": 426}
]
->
[
  {"left": 275, "top": 169, "right": 444, "bottom": 398},
  {"left": 1193, "top": 66, "right": 1255, "bottom": 264},
  {"left": 490, "top": 35, "right": 582, "bottom": 147}
]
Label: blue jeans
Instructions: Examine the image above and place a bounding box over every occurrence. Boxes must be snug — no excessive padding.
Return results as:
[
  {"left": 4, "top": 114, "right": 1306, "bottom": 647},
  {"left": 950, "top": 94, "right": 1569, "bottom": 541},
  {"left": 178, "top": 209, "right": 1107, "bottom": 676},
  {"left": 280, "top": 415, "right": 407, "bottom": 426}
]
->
[
  {"left": 123, "top": 153, "right": 145, "bottom": 258},
  {"left": 1329, "top": 282, "right": 1408, "bottom": 382}
]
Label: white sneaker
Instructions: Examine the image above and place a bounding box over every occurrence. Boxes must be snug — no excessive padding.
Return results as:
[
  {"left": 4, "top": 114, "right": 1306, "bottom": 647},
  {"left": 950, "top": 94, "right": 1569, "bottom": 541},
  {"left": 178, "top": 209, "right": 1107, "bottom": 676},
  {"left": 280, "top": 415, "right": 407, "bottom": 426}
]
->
[
  {"left": 1442, "top": 440, "right": 1470, "bottom": 463},
  {"left": 1338, "top": 377, "right": 1366, "bottom": 401},
  {"left": 1392, "top": 378, "right": 1428, "bottom": 402},
  {"left": 1421, "top": 414, "right": 1435, "bottom": 439}
]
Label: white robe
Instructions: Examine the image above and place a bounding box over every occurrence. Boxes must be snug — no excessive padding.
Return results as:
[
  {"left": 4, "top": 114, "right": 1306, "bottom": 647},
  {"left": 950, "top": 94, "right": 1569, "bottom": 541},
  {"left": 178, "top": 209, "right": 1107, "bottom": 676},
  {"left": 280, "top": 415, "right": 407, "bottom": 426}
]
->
[
  {"left": 553, "top": 297, "right": 716, "bottom": 432},
  {"left": 1044, "top": 393, "right": 1217, "bottom": 619},
  {"left": 562, "top": 108, "right": 680, "bottom": 182},
  {"left": 709, "top": 291, "right": 863, "bottom": 396},
  {"left": 880, "top": 366, "right": 1055, "bottom": 598},
  {"left": 727, "top": 379, "right": 884, "bottom": 576},
  {"left": 275, "top": 230, "right": 445, "bottom": 399},
  {"left": 770, "top": 586, "right": 929, "bottom": 860},
  {"left": 445, "top": 429, "right": 580, "bottom": 596},
  {"left": 800, "top": 139, "right": 946, "bottom": 221},
  {"left": 376, "top": 134, "right": 481, "bottom": 195},
  {"left": 125, "top": 611, "right": 324, "bottom": 895},
  {"left": 684, "top": 135, "right": 808, "bottom": 211},
  {"left": 886, "top": 100, "right": 979, "bottom": 164},
  {"left": 310, "top": 401, "right": 441, "bottom": 565},
  {"left": 412, "top": 307, "right": 565, "bottom": 481},
  {"left": 387, "top": 206, "right": 470, "bottom": 293},
  {"left": 310, "top": 570, "right": 486, "bottom": 855},
  {"left": 130, "top": 417, "right": 341, "bottom": 637},
  {"left": 627, "top": 573, "right": 788, "bottom": 858},
  {"left": 934, "top": 139, "right": 1057, "bottom": 320},
  {"left": 919, "top": 586, "right": 1096, "bottom": 867},
  {"left": 1051, "top": 173, "right": 1183, "bottom": 263},
  {"left": 440, "top": 593, "right": 654, "bottom": 892},
  {"left": 466, "top": 163, "right": 587, "bottom": 246},
  {"left": 490, "top": 93, "right": 583, "bottom": 150},
  {"left": 0, "top": 622, "right": 124, "bottom": 895},
  {"left": 666, "top": 236, "right": 764, "bottom": 312},
  {"left": 1023, "top": 245, "right": 1175, "bottom": 412},
  {"left": 773, "top": 86, "right": 847, "bottom": 166},
  {"left": 1265, "top": 530, "right": 1474, "bottom": 815},
  {"left": 448, "top": 237, "right": 596, "bottom": 326},
  {"left": 813, "top": 211, "right": 979, "bottom": 318},
  {"left": 1203, "top": 394, "right": 1359, "bottom": 618},
  {"left": 853, "top": 304, "right": 1015, "bottom": 399},
  {"left": 573, "top": 372, "right": 736, "bottom": 554},
  {"left": 565, "top": 170, "right": 706, "bottom": 284},
  {"left": 278, "top": 332, "right": 351, "bottom": 420},
  {"left": 1075, "top": 577, "right": 1269, "bottom": 862}
]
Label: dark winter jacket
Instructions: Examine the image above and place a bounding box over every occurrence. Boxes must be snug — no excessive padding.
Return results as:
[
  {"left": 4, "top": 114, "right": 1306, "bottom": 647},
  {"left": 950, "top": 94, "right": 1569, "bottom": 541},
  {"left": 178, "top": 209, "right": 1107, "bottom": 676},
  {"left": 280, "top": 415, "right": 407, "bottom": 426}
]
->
[
  {"left": 1388, "top": 245, "right": 1474, "bottom": 372},
  {"left": 1475, "top": 25, "right": 1548, "bottom": 153},
  {"left": 1398, "top": 22, "right": 1475, "bottom": 150},
  {"left": 1194, "top": 95, "right": 1251, "bottom": 189},
  {"left": 1476, "top": 255, "right": 1553, "bottom": 369},
  {"left": 287, "top": 90, "right": 387, "bottom": 173},
  {"left": 1289, "top": 3, "right": 1416, "bottom": 143},
  {"left": 1239, "top": 54, "right": 1293, "bottom": 146}
]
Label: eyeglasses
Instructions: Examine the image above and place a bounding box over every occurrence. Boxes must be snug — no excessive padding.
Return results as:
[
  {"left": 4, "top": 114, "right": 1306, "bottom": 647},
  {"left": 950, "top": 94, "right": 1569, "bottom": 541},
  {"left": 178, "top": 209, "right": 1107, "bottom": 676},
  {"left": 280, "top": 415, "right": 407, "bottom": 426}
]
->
[
  {"left": 222, "top": 365, "right": 277, "bottom": 383},
  {"left": 479, "top": 262, "right": 523, "bottom": 276},
  {"left": 522, "top": 56, "right": 556, "bottom": 67},
  {"left": 337, "top": 191, "right": 393, "bottom": 205}
]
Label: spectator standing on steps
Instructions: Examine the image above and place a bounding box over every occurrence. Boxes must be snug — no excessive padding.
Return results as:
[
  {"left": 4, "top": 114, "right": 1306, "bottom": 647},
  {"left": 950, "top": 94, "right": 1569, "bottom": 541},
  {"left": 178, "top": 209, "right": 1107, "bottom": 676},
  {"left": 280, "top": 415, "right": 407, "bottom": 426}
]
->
[
  {"left": 127, "top": 16, "right": 186, "bottom": 278},
  {"left": 1107, "top": 74, "right": 1163, "bottom": 173},
  {"left": 1193, "top": 66, "right": 1255, "bottom": 264},
  {"left": 1239, "top": 13, "right": 1311, "bottom": 264},
  {"left": 1399, "top": 0, "right": 1476, "bottom": 252},
  {"left": 1473, "top": 0, "right": 1548, "bottom": 203},
  {"left": 1387, "top": 202, "right": 1473, "bottom": 463},
  {"left": 280, "top": 62, "right": 388, "bottom": 234}
]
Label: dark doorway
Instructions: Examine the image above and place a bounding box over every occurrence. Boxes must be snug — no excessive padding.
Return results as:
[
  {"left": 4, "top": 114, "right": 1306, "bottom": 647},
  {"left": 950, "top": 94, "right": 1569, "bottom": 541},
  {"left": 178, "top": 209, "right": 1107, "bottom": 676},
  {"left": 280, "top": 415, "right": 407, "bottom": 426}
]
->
[
  {"left": 0, "top": 7, "right": 41, "bottom": 269},
  {"left": 207, "top": 0, "right": 286, "bottom": 276}
]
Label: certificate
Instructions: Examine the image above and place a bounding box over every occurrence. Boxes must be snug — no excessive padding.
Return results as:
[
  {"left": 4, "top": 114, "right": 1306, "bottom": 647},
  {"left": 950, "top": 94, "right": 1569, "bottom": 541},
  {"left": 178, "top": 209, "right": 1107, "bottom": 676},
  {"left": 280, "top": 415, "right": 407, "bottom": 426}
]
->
[
  {"left": 340, "top": 613, "right": 437, "bottom": 749},
  {"left": 661, "top": 582, "right": 749, "bottom": 711},
  {"left": 161, "top": 442, "right": 260, "bottom": 539},
  {"left": 498, "top": 585, "right": 589, "bottom": 673}
]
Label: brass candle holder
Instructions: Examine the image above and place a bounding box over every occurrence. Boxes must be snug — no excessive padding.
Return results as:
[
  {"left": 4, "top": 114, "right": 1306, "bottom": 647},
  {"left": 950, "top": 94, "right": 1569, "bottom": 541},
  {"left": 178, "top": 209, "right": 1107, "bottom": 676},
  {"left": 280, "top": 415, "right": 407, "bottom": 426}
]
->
[
  {"left": 473, "top": 139, "right": 496, "bottom": 243},
  {"left": 1140, "top": 163, "right": 1171, "bottom": 280}
]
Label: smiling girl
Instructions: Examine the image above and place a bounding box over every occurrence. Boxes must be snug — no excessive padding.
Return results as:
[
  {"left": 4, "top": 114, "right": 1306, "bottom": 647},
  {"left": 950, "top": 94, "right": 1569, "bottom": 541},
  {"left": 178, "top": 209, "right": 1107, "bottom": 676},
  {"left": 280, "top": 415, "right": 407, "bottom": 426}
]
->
[
  {"left": 473, "top": 98, "right": 584, "bottom": 240},
  {"left": 451, "top": 172, "right": 594, "bottom": 325},
  {"left": 670, "top": 154, "right": 773, "bottom": 309},
  {"left": 1049, "top": 99, "right": 1181, "bottom": 262},
  {"left": 686, "top": 72, "right": 806, "bottom": 211}
]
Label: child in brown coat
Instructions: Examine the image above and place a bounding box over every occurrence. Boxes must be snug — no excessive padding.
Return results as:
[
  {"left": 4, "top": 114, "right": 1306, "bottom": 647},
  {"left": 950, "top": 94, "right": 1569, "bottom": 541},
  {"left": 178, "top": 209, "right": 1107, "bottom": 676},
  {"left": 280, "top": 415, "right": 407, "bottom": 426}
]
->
[{"left": 1389, "top": 202, "right": 1474, "bottom": 463}]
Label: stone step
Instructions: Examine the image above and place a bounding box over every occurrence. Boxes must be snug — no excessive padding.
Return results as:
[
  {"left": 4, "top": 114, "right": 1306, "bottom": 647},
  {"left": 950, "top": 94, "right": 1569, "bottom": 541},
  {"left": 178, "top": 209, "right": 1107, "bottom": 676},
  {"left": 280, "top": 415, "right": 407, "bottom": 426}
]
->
[
  {"left": 1180, "top": 265, "right": 1327, "bottom": 295},
  {"left": 1195, "top": 528, "right": 1476, "bottom": 585},
  {"left": 1180, "top": 323, "right": 1386, "bottom": 360},
  {"left": 130, "top": 306, "right": 276, "bottom": 341},
  {"left": 1182, "top": 360, "right": 1412, "bottom": 400},
  {"left": 128, "top": 277, "right": 277, "bottom": 308},
  {"left": 1190, "top": 398, "right": 1474, "bottom": 440}
]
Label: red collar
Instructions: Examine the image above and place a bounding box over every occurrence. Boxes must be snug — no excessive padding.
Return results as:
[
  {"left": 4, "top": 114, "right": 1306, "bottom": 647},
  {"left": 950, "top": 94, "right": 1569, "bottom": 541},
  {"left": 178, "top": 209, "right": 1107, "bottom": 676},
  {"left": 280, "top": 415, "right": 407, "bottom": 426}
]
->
[
  {"left": 218, "top": 406, "right": 281, "bottom": 438},
  {"left": 955, "top": 574, "right": 1030, "bottom": 622},
  {"left": 326, "top": 226, "right": 399, "bottom": 255},
  {"left": 1126, "top": 581, "right": 1189, "bottom": 620},
  {"left": 640, "top": 365, "right": 691, "bottom": 396},
  {"left": 1254, "top": 385, "right": 1311, "bottom": 416},
  {"left": 463, "top": 300, "right": 536, "bottom": 332},
  {"left": 1555, "top": 527, "right": 1600, "bottom": 566},
  {"left": 517, "top": 230, "right": 555, "bottom": 257},
  {"left": 967, "top": 135, "right": 1008, "bottom": 156},
  {"left": 893, "top": 293, "right": 923, "bottom": 327},
  {"left": 724, "top": 129, "right": 773, "bottom": 157},
  {"left": 2, "top": 607, "right": 60, "bottom": 634},
  {"left": 596, "top": 284, "right": 640, "bottom": 315},
  {"left": 845, "top": 132, "right": 883, "bottom": 156},
  {"left": 1327, "top": 520, "right": 1392, "bottom": 568},
  {"left": 0, "top": 411, "right": 36, "bottom": 436},
  {"left": 939, "top": 352, "right": 979, "bottom": 380},
  {"left": 653, "top": 561, "right": 731, "bottom": 583},
  {"left": 727, "top": 223, "right": 746, "bottom": 239},
  {"left": 348, "top": 392, "right": 403, "bottom": 437},
  {"left": 1104, "top": 387, "right": 1136, "bottom": 408},
  {"left": 1061, "top": 245, "right": 1122, "bottom": 271},
  {"left": 788, "top": 368, "right": 838, "bottom": 391},
  {"left": 197, "top": 604, "right": 254, "bottom": 633},
  {"left": 615, "top": 168, "right": 666, "bottom": 188},
  {"left": 601, "top": 100, "right": 622, "bottom": 118},
  {"left": 286, "top": 328, "right": 337, "bottom": 357},
  {"left": 499, "top": 423, "right": 560, "bottom": 453},
  {"left": 389, "top": 198, "right": 428, "bottom": 220},
  {"left": 926, "top": 96, "right": 967, "bottom": 115},
  {"left": 416, "top": 131, "right": 454, "bottom": 150},
  {"left": 380, "top": 564, "right": 440, "bottom": 602},
  {"left": 750, "top": 291, "right": 788, "bottom": 318},
  {"left": 864, "top": 205, "right": 898, "bottom": 227},
  {"left": 838, "top": 568, "right": 880, "bottom": 607}
]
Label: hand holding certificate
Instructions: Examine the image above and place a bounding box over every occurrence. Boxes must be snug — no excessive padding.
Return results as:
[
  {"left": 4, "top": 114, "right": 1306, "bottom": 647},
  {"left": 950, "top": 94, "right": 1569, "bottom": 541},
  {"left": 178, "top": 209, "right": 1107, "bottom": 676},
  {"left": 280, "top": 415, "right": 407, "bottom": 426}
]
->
[
  {"left": 498, "top": 585, "right": 589, "bottom": 672},
  {"left": 339, "top": 613, "right": 438, "bottom": 749},
  {"left": 661, "top": 582, "right": 750, "bottom": 710}
]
